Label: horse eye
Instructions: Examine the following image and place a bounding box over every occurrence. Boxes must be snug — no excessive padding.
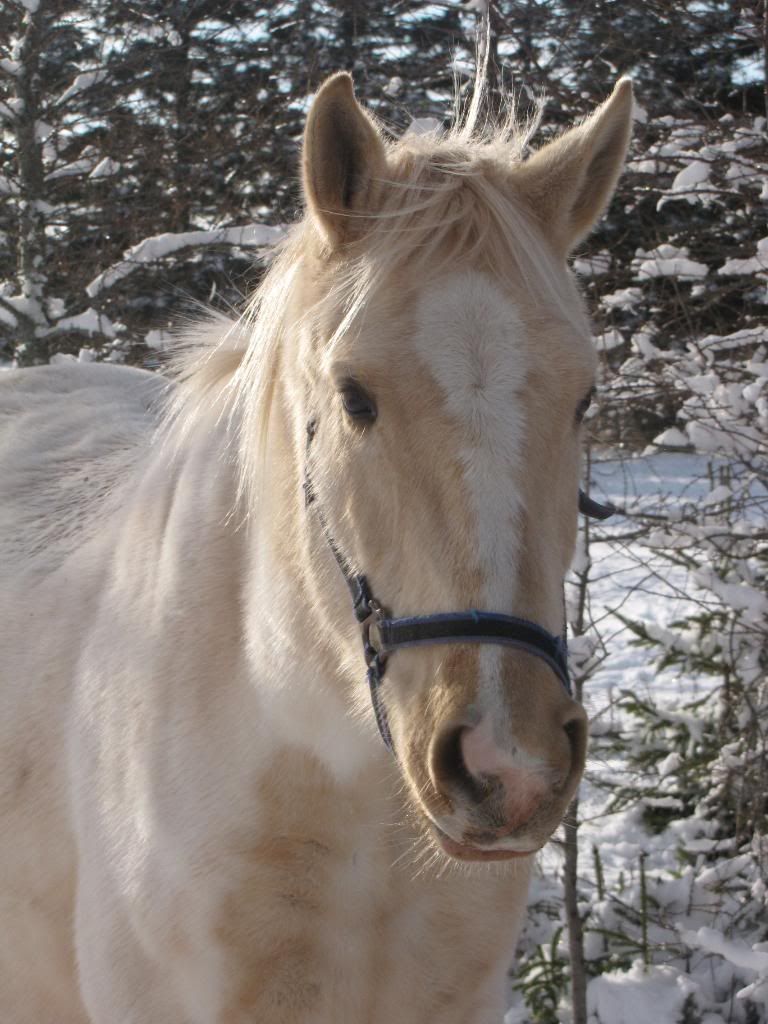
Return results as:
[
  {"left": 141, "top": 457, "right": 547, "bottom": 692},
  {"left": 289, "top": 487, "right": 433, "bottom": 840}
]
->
[
  {"left": 575, "top": 388, "right": 595, "bottom": 424},
  {"left": 340, "top": 381, "right": 377, "bottom": 424}
]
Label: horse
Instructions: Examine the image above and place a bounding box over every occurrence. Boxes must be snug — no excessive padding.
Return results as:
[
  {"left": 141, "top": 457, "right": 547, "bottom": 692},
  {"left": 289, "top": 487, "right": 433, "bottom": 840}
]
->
[{"left": 0, "top": 72, "right": 632, "bottom": 1023}]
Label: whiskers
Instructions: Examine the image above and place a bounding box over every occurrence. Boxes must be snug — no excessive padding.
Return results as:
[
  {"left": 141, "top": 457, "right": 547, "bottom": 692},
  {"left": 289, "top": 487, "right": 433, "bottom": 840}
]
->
[{"left": 380, "top": 770, "right": 531, "bottom": 884}]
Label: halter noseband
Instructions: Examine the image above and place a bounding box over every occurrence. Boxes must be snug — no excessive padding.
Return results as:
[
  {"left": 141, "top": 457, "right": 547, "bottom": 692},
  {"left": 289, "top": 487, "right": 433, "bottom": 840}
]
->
[{"left": 304, "top": 419, "right": 615, "bottom": 753}]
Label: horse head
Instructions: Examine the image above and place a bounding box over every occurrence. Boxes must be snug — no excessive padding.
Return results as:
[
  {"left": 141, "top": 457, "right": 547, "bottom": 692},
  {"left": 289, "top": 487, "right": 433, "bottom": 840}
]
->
[{"left": 278, "top": 73, "right": 632, "bottom": 862}]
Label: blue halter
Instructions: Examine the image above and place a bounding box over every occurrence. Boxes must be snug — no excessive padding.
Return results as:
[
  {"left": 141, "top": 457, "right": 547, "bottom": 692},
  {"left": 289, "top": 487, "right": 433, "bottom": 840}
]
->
[{"left": 304, "top": 419, "right": 615, "bottom": 753}]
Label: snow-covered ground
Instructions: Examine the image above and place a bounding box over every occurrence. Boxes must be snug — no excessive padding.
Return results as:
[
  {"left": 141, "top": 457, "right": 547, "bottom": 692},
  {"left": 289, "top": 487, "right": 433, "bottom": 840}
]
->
[
  {"left": 586, "top": 452, "right": 719, "bottom": 713},
  {"left": 506, "top": 452, "right": 767, "bottom": 1024}
]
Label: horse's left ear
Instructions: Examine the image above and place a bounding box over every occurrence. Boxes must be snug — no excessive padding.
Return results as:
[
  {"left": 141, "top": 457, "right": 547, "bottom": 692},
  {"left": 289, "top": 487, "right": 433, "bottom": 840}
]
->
[
  {"left": 303, "top": 72, "right": 387, "bottom": 248},
  {"left": 516, "top": 79, "right": 633, "bottom": 256}
]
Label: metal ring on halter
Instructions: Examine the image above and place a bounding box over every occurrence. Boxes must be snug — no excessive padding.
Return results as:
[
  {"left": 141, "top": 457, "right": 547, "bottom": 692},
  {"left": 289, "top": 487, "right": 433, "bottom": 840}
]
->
[{"left": 361, "top": 600, "right": 388, "bottom": 668}]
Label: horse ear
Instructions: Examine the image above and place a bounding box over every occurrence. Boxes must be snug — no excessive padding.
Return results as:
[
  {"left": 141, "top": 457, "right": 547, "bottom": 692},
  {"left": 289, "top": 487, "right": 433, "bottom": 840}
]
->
[
  {"left": 516, "top": 79, "right": 633, "bottom": 256},
  {"left": 303, "top": 72, "right": 387, "bottom": 248}
]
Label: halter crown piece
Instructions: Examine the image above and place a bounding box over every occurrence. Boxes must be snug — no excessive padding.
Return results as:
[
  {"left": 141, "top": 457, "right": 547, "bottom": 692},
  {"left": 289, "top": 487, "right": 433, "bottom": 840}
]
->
[{"left": 304, "top": 419, "right": 615, "bottom": 753}]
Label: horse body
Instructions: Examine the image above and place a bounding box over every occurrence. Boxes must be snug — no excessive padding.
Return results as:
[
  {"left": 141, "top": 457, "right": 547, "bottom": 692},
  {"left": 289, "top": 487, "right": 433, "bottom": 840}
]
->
[{"left": 0, "top": 74, "right": 631, "bottom": 1022}]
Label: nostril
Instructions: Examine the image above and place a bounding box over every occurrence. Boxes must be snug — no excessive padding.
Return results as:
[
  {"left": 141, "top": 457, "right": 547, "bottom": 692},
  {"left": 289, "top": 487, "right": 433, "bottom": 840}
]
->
[
  {"left": 563, "top": 718, "right": 578, "bottom": 749},
  {"left": 431, "top": 724, "right": 486, "bottom": 803},
  {"left": 432, "top": 724, "right": 468, "bottom": 786},
  {"left": 562, "top": 712, "right": 587, "bottom": 771}
]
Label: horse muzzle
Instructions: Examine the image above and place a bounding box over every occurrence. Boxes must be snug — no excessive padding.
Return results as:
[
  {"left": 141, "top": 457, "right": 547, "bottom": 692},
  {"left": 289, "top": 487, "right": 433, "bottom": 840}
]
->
[{"left": 422, "top": 704, "right": 587, "bottom": 860}]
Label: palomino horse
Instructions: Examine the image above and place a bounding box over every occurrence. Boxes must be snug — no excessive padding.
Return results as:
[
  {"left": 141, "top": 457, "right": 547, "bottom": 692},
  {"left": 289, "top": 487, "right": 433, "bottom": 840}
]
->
[{"left": 0, "top": 73, "right": 631, "bottom": 1022}]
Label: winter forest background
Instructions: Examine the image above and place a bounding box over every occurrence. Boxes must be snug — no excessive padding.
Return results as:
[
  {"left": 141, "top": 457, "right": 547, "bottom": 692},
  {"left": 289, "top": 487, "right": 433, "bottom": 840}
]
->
[{"left": 1, "top": 2, "right": 766, "bottom": 1022}]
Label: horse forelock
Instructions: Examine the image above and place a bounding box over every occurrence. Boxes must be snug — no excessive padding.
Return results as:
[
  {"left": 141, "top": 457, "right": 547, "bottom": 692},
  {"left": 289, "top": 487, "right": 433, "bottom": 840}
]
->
[
  {"left": 320, "top": 130, "right": 584, "bottom": 350},
  {"left": 162, "top": 107, "right": 587, "bottom": 521}
]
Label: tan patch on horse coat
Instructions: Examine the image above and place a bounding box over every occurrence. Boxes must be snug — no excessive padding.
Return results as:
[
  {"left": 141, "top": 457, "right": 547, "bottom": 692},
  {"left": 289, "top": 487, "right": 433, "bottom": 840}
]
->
[{"left": 213, "top": 749, "right": 336, "bottom": 1015}]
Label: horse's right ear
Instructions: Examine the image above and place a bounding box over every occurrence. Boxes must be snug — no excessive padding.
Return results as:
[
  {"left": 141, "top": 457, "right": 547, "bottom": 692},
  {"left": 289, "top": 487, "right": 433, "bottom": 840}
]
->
[
  {"left": 303, "top": 73, "right": 387, "bottom": 248},
  {"left": 515, "top": 79, "right": 633, "bottom": 256}
]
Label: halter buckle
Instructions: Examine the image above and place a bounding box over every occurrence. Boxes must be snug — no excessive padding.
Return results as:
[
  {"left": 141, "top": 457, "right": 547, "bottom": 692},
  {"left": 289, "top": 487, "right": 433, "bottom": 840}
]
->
[{"left": 361, "top": 600, "right": 388, "bottom": 668}]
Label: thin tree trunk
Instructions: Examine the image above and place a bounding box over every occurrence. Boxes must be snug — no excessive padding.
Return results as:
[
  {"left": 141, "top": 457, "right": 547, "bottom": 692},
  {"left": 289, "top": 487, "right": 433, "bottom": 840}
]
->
[
  {"left": 170, "top": 10, "right": 193, "bottom": 233},
  {"left": 338, "top": 0, "right": 367, "bottom": 74},
  {"left": 475, "top": 4, "right": 501, "bottom": 117},
  {"left": 563, "top": 445, "right": 594, "bottom": 1024},
  {"left": 13, "top": 0, "right": 50, "bottom": 364},
  {"left": 564, "top": 796, "right": 588, "bottom": 1024}
]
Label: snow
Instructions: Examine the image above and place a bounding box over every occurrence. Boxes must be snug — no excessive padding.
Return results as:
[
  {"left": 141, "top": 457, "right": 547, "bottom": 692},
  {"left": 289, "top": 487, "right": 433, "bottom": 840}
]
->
[
  {"left": 594, "top": 329, "right": 625, "bottom": 353},
  {"left": 88, "top": 157, "right": 120, "bottom": 180},
  {"left": 695, "top": 855, "right": 757, "bottom": 891},
  {"left": 601, "top": 287, "right": 643, "bottom": 311},
  {"left": 682, "top": 928, "right": 768, "bottom": 1005},
  {"left": 384, "top": 76, "right": 403, "bottom": 97},
  {"left": 672, "top": 160, "right": 709, "bottom": 189},
  {"left": 657, "top": 159, "right": 713, "bottom": 209},
  {"left": 633, "top": 244, "right": 708, "bottom": 281},
  {"left": 718, "top": 236, "right": 768, "bottom": 276},
  {"left": 85, "top": 224, "right": 285, "bottom": 297},
  {"left": 585, "top": 963, "right": 700, "bottom": 1024},
  {"left": 46, "top": 157, "right": 97, "bottom": 181},
  {"left": 0, "top": 303, "right": 17, "bottom": 328},
  {"left": 696, "top": 325, "right": 767, "bottom": 354},
  {"left": 144, "top": 329, "right": 172, "bottom": 351},
  {"left": 45, "top": 297, "right": 65, "bottom": 320},
  {"left": 725, "top": 158, "right": 753, "bottom": 185},
  {"left": 631, "top": 332, "right": 664, "bottom": 361},
  {"left": 0, "top": 97, "right": 25, "bottom": 118},
  {"left": 626, "top": 157, "right": 674, "bottom": 174},
  {"left": 406, "top": 116, "right": 443, "bottom": 136},
  {"left": 573, "top": 251, "right": 612, "bottom": 277},
  {"left": 56, "top": 69, "right": 108, "bottom": 106},
  {"left": 652, "top": 427, "right": 689, "bottom": 448},
  {"left": 45, "top": 308, "right": 116, "bottom": 338},
  {"left": 35, "top": 120, "right": 53, "bottom": 143},
  {"left": 2, "top": 293, "right": 45, "bottom": 325},
  {"left": 692, "top": 570, "right": 768, "bottom": 616},
  {"left": 701, "top": 484, "right": 731, "bottom": 506},
  {"left": 631, "top": 100, "right": 648, "bottom": 125},
  {"left": 719, "top": 133, "right": 758, "bottom": 155}
]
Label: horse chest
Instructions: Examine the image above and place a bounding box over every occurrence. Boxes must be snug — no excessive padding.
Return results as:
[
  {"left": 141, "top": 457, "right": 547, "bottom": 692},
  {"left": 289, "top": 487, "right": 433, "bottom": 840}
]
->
[{"left": 178, "top": 773, "right": 529, "bottom": 1024}]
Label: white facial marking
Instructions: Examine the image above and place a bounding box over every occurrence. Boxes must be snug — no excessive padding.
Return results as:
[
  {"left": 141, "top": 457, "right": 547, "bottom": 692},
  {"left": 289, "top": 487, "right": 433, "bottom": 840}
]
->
[
  {"left": 414, "top": 271, "right": 528, "bottom": 720},
  {"left": 413, "top": 270, "right": 527, "bottom": 605}
]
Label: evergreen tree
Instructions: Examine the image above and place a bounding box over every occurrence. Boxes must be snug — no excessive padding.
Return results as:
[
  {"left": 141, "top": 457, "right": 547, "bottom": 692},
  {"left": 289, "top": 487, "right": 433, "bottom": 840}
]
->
[{"left": 0, "top": 0, "right": 116, "bottom": 363}]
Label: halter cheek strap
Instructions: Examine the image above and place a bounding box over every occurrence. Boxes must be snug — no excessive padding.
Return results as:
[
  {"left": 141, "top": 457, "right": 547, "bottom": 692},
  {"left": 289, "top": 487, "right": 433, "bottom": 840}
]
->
[
  {"left": 304, "top": 419, "right": 615, "bottom": 753},
  {"left": 578, "top": 489, "right": 615, "bottom": 521}
]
